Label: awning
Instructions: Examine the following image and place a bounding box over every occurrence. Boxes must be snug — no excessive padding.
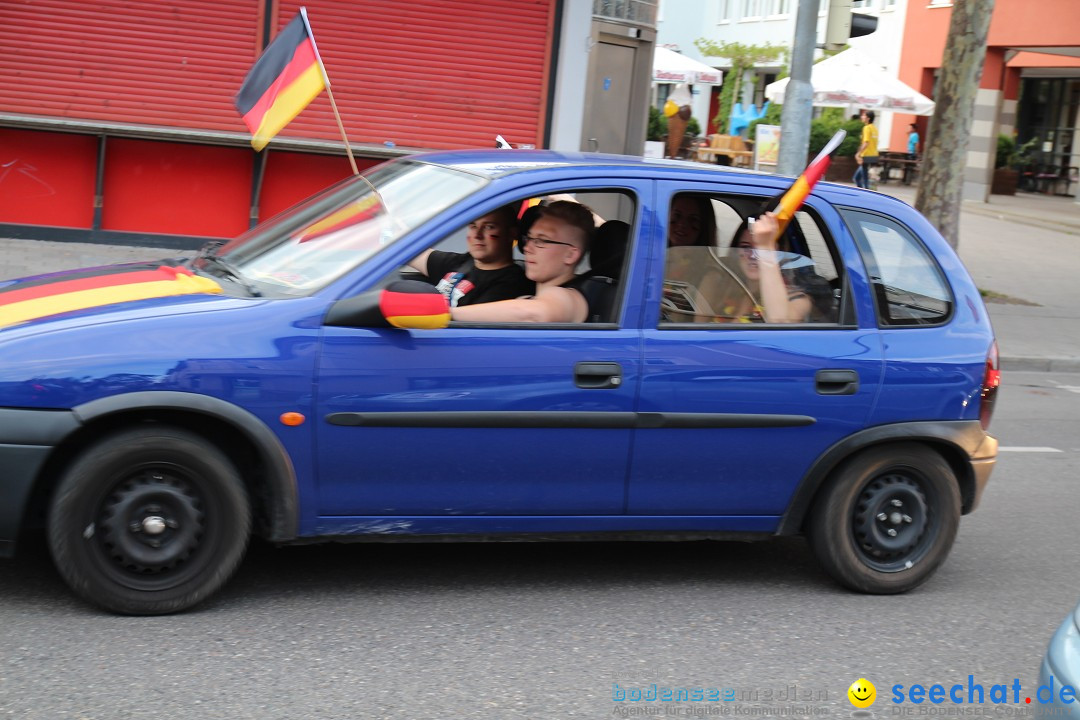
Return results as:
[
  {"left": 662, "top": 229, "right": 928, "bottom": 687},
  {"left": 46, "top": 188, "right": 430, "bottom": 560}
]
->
[
  {"left": 653, "top": 47, "right": 723, "bottom": 85},
  {"left": 764, "top": 48, "right": 935, "bottom": 116}
]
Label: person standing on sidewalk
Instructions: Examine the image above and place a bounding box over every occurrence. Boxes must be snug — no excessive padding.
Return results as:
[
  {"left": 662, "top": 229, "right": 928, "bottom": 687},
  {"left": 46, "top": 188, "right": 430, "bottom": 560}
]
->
[
  {"left": 904, "top": 122, "right": 920, "bottom": 184},
  {"left": 853, "top": 110, "right": 880, "bottom": 189}
]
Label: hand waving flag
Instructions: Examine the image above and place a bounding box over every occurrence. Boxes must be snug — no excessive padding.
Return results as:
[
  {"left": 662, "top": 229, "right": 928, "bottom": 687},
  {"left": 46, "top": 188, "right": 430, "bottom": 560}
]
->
[{"left": 764, "top": 129, "right": 847, "bottom": 235}]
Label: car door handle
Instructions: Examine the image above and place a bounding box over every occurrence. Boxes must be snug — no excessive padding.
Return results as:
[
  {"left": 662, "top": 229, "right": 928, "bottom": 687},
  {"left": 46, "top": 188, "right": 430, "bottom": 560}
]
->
[
  {"left": 815, "top": 369, "right": 859, "bottom": 395},
  {"left": 574, "top": 361, "right": 622, "bottom": 389}
]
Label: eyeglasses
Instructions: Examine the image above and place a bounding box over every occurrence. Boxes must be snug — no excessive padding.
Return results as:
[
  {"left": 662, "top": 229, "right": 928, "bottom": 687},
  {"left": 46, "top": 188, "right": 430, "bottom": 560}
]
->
[
  {"left": 734, "top": 243, "right": 759, "bottom": 259},
  {"left": 521, "top": 234, "right": 575, "bottom": 250}
]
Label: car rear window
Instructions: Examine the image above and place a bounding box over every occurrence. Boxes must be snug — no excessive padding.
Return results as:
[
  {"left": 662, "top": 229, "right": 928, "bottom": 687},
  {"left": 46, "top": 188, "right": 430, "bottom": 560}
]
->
[{"left": 841, "top": 208, "right": 953, "bottom": 326}]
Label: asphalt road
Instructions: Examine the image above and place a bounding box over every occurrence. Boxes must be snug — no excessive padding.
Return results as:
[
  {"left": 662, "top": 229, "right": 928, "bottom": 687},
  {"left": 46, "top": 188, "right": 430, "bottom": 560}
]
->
[{"left": 1, "top": 371, "right": 1078, "bottom": 720}]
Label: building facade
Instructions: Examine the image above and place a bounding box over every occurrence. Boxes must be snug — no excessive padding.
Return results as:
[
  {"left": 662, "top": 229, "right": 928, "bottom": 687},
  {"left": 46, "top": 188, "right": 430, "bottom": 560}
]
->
[
  {"left": 655, "top": 0, "right": 909, "bottom": 145},
  {"left": 892, "top": 0, "right": 1080, "bottom": 201}
]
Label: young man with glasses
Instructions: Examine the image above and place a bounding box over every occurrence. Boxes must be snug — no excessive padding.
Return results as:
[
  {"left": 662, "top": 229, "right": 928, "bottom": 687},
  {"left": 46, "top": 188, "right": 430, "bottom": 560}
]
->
[
  {"left": 407, "top": 203, "right": 534, "bottom": 307},
  {"left": 450, "top": 201, "right": 596, "bottom": 323}
]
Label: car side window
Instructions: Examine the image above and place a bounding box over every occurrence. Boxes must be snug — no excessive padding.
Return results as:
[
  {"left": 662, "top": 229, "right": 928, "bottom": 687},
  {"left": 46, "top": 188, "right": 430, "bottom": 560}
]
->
[
  {"left": 660, "top": 193, "right": 843, "bottom": 326},
  {"left": 842, "top": 209, "right": 953, "bottom": 326},
  {"left": 395, "top": 189, "right": 636, "bottom": 325}
]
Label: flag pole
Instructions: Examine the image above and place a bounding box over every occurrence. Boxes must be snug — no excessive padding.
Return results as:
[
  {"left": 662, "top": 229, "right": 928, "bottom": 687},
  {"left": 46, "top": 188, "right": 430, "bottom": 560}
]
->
[{"left": 300, "top": 7, "right": 359, "bottom": 176}]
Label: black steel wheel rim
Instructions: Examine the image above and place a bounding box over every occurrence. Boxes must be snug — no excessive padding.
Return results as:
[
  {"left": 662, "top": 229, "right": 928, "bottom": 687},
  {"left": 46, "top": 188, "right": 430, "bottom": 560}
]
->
[
  {"left": 91, "top": 464, "right": 212, "bottom": 591},
  {"left": 851, "top": 471, "right": 935, "bottom": 573}
]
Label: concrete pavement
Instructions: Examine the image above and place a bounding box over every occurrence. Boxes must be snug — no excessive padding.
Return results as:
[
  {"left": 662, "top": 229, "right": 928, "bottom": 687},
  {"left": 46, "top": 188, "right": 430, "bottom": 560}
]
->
[{"left": 2, "top": 184, "right": 1079, "bottom": 371}]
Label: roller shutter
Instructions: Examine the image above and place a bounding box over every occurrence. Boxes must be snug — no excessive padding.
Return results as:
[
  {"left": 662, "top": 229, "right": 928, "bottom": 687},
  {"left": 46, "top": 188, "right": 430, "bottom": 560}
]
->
[
  {"left": 0, "top": 0, "right": 261, "bottom": 134},
  {"left": 272, "top": 0, "right": 555, "bottom": 150},
  {"left": 0, "top": 0, "right": 555, "bottom": 150}
]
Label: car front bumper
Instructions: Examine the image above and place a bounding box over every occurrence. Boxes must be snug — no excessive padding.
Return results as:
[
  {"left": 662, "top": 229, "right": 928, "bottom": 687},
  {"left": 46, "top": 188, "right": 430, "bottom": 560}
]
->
[{"left": 0, "top": 408, "right": 81, "bottom": 557}]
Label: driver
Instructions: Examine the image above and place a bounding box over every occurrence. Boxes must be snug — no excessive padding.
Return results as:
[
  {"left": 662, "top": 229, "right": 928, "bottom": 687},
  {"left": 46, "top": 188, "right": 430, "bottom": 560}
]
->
[{"left": 407, "top": 204, "right": 534, "bottom": 306}]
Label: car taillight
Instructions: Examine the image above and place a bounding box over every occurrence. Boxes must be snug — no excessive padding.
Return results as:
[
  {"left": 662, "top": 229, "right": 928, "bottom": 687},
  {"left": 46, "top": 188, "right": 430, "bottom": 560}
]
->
[{"left": 980, "top": 341, "right": 1000, "bottom": 430}]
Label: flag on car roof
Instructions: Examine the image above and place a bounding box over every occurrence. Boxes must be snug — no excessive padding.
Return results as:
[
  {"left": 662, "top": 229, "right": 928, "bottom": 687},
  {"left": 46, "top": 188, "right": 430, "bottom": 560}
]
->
[{"left": 234, "top": 9, "right": 326, "bottom": 151}]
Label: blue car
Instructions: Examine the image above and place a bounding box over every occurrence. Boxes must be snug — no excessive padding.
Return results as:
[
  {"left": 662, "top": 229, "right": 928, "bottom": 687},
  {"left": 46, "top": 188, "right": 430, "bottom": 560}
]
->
[
  {"left": 0, "top": 151, "right": 1000, "bottom": 614},
  {"left": 1037, "top": 600, "right": 1080, "bottom": 718}
]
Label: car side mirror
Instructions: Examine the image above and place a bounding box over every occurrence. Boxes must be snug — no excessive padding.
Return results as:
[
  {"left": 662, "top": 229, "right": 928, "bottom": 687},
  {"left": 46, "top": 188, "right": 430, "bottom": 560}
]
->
[{"left": 324, "top": 279, "right": 451, "bottom": 329}]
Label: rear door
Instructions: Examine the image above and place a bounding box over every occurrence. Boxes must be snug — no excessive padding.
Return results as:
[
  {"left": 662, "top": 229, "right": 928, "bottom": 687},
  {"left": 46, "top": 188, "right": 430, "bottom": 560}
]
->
[{"left": 628, "top": 181, "right": 884, "bottom": 529}]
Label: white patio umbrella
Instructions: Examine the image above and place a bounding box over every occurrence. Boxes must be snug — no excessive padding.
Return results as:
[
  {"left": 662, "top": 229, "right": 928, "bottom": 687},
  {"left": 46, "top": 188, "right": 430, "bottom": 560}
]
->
[
  {"left": 764, "top": 48, "right": 935, "bottom": 116},
  {"left": 653, "top": 47, "right": 723, "bottom": 85}
]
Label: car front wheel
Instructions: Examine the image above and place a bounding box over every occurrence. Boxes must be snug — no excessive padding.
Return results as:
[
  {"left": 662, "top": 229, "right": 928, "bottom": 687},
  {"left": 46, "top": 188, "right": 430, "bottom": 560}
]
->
[
  {"left": 48, "top": 426, "right": 251, "bottom": 615},
  {"left": 807, "top": 443, "right": 961, "bottom": 594}
]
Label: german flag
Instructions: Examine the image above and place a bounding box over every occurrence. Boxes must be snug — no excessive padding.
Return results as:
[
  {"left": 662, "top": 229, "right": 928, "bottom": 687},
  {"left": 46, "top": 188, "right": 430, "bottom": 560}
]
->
[
  {"left": 234, "top": 10, "right": 326, "bottom": 151},
  {"left": 0, "top": 264, "right": 222, "bottom": 329},
  {"left": 296, "top": 195, "right": 381, "bottom": 243},
  {"left": 379, "top": 281, "right": 451, "bottom": 329},
  {"left": 766, "top": 129, "right": 847, "bottom": 235}
]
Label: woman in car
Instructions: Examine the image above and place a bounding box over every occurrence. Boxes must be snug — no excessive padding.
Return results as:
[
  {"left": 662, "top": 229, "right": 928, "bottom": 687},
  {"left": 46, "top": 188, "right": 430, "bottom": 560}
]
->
[
  {"left": 697, "top": 211, "right": 811, "bottom": 324},
  {"left": 662, "top": 195, "right": 719, "bottom": 321}
]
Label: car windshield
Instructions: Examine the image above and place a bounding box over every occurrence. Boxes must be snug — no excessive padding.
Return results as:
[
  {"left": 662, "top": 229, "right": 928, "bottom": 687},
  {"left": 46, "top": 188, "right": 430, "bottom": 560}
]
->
[{"left": 194, "top": 159, "right": 488, "bottom": 297}]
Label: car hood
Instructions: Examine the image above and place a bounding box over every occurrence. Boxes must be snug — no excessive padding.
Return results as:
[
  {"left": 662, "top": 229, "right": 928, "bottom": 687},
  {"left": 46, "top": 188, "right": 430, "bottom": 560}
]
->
[{"left": 0, "top": 261, "right": 242, "bottom": 334}]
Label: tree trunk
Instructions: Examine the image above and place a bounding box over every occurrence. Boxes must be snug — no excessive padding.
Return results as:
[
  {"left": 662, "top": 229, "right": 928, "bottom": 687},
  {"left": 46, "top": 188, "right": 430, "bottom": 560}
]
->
[{"left": 914, "top": 0, "right": 995, "bottom": 249}]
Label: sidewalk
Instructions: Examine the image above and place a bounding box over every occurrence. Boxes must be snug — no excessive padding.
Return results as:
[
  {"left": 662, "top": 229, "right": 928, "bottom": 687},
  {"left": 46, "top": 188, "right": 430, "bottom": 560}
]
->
[
  {"left": 2, "top": 184, "right": 1079, "bottom": 371},
  {"left": 875, "top": 182, "right": 1080, "bottom": 372}
]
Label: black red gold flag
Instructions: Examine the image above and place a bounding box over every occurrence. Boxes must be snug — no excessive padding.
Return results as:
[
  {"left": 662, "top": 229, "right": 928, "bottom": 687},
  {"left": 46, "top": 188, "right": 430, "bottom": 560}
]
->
[{"left": 234, "top": 10, "right": 326, "bottom": 151}]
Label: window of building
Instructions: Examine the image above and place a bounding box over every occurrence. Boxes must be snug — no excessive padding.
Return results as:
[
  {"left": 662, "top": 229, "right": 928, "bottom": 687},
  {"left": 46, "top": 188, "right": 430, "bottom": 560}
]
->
[
  {"left": 773, "top": 0, "right": 790, "bottom": 14},
  {"left": 718, "top": 0, "right": 733, "bottom": 22},
  {"left": 741, "top": 0, "right": 761, "bottom": 20}
]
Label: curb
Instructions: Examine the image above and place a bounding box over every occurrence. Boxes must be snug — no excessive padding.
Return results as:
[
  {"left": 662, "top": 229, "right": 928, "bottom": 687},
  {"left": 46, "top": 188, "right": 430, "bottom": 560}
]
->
[
  {"left": 1000, "top": 356, "right": 1080, "bottom": 373},
  {"left": 961, "top": 205, "right": 1080, "bottom": 237}
]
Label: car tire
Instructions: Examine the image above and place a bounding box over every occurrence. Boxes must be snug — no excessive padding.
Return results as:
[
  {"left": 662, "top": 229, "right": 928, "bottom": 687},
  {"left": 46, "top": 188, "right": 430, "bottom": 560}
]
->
[
  {"left": 48, "top": 426, "right": 251, "bottom": 615},
  {"left": 807, "top": 443, "right": 960, "bottom": 594}
]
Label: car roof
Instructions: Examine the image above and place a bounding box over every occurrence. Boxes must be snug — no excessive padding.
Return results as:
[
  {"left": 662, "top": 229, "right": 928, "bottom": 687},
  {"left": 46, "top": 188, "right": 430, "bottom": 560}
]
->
[
  {"left": 410, "top": 148, "right": 774, "bottom": 180},
  {"left": 412, "top": 148, "right": 892, "bottom": 196},
  {"left": 399, "top": 148, "right": 914, "bottom": 218}
]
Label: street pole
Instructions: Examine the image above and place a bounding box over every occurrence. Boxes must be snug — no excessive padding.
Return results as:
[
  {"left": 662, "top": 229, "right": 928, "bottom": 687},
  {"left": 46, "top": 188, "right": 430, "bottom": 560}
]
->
[{"left": 777, "top": 0, "right": 821, "bottom": 177}]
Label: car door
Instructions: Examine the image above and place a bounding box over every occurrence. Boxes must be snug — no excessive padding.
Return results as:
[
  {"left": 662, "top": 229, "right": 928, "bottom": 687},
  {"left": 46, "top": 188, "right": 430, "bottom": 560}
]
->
[
  {"left": 313, "top": 182, "right": 647, "bottom": 526},
  {"left": 628, "top": 181, "right": 884, "bottom": 528}
]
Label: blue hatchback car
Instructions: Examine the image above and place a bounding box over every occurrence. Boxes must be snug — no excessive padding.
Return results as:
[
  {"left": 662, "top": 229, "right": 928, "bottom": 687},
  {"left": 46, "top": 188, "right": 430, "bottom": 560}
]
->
[{"left": 0, "top": 151, "right": 999, "bottom": 614}]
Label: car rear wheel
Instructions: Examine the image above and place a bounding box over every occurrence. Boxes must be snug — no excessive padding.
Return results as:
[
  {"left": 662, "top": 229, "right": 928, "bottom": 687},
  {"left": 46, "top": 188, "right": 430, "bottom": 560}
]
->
[
  {"left": 48, "top": 426, "right": 251, "bottom": 615},
  {"left": 807, "top": 443, "right": 960, "bottom": 594}
]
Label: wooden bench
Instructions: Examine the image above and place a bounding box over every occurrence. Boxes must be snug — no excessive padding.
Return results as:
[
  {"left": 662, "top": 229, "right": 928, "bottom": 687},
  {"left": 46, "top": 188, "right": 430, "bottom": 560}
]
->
[{"left": 696, "top": 134, "right": 754, "bottom": 167}]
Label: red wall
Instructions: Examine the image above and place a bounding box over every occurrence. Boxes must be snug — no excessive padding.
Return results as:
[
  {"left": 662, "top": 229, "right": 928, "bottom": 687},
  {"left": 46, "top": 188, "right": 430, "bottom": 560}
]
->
[
  {"left": 0, "top": 128, "right": 98, "bottom": 228},
  {"left": 102, "top": 139, "right": 252, "bottom": 237},
  {"left": 259, "top": 150, "right": 378, "bottom": 220}
]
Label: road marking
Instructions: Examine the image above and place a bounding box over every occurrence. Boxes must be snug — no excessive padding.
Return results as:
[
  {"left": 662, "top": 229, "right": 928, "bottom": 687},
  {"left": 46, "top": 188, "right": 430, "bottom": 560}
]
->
[
  {"left": 1047, "top": 380, "right": 1080, "bottom": 394},
  {"left": 999, "top": 446, "right": 1063, "bottom": 453}
]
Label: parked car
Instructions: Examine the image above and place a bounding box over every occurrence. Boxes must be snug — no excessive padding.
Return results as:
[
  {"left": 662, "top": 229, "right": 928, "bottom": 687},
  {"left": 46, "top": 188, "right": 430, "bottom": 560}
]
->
[
  {"left": 0, "top": 150, "right": 999, "bottom": 614},
  {"left": 1036, "top": 599, "right": 1080, "bottom": 718}
]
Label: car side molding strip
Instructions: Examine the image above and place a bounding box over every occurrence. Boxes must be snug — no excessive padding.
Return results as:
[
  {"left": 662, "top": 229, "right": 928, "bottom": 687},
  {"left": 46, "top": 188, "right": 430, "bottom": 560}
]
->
[{"left": 325, "top": 411, "right": 815, "bottom": 429}]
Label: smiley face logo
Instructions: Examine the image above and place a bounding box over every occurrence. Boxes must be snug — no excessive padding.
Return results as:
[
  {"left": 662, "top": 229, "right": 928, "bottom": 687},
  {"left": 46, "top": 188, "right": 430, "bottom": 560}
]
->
[{"left": 847, "top": 678, "right": 876, "bottom": 708}]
